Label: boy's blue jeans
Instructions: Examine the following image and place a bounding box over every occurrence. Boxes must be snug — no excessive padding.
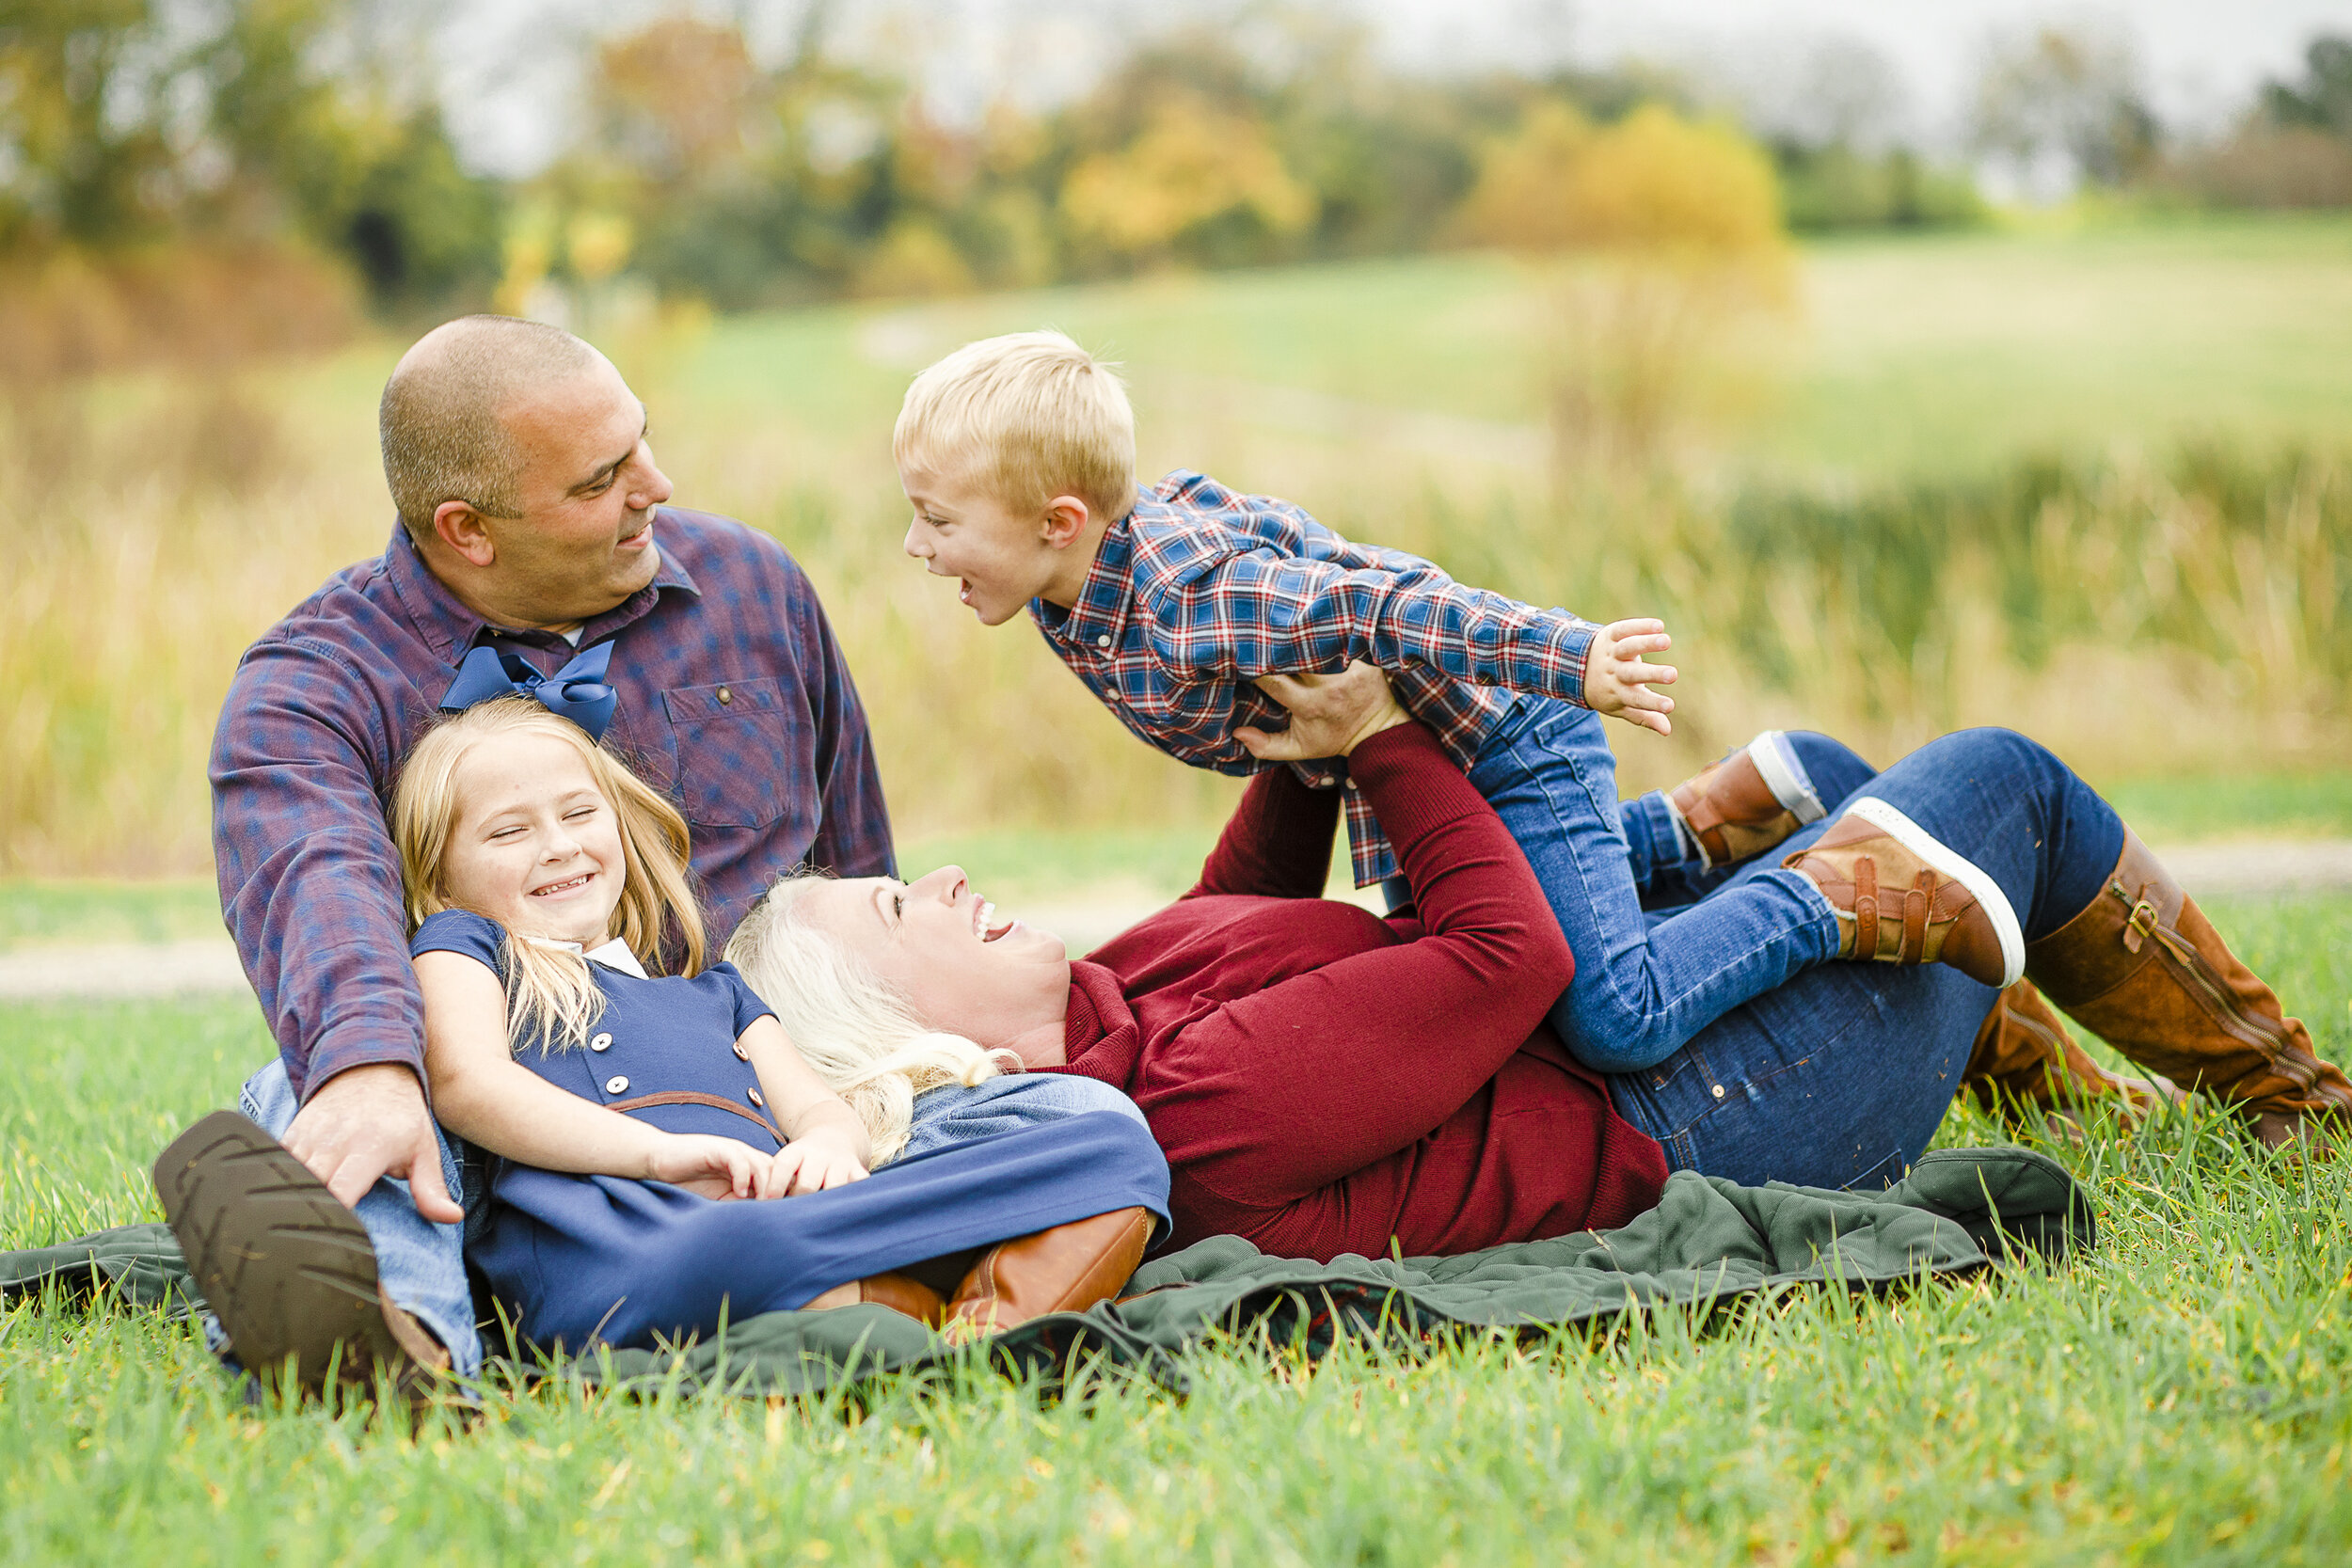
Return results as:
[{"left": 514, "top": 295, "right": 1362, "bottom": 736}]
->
[
  {"left": 1467, "top": 698, "right": 1842, "bottom": 1074},
  {"left": 216, "top": 1063, "right": 1146, "bottom": 1381},
  {"left": 1603, "top": 726, "right": 2125, "bottom": 1190}
]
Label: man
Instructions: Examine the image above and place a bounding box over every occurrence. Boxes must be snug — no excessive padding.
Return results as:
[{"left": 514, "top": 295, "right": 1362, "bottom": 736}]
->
[{"left": 167, "top": 315, "right": 894, "bottom": 1390}]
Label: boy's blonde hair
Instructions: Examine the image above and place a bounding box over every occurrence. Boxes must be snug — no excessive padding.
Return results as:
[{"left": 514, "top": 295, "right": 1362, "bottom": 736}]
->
[
  {"left": 725, "top": 873, "right": 1009, "bottom": 1164},
  {"left": 893, "top": 330, "right": 1137, "bottom": 523},
  {"left": 391, "top": 697, "right": 707, "bottom": 1053}
]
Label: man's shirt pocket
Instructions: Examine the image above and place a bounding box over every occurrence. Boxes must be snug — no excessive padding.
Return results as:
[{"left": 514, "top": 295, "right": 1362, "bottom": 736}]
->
[{"left": 660, "top": 677, "right": 813, "bottom": 832}]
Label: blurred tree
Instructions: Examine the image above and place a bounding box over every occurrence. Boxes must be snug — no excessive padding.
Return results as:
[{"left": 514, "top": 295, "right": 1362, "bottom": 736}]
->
[
  {"left": 0, "top": 0, "right": 500, "bottom": 313},
  {"left": 1457, "top": 100, "right": 1792, "bottom": 470},
  {"left": 0, "top": 0, "right": 183, "bottom": 252},
  {"left": 1970, "top": 25, "right": 2160, "bottom": 193},
  {"left": 2262, "top": 36, "right": 2352, "bottom": 138}
]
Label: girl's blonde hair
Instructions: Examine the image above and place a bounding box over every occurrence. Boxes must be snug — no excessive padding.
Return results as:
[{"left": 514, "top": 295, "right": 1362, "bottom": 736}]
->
[
  {"left": 725, "top": 873, "right": 1008, "bottom": 1164},
  {"left": 391, "top": 697, "right": 706, "bottom": 1053}
]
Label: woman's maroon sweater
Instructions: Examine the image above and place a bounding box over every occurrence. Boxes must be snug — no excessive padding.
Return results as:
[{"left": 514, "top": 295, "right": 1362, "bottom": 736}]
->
[{"left": 1053, "top": 721, "right": 1668, "bottom": 1261}]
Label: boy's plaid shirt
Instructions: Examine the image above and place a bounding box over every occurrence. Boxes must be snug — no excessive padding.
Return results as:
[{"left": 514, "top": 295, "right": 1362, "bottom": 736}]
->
[{"left": 1031, "top": 471, "right": 1600, "bottom": 886}]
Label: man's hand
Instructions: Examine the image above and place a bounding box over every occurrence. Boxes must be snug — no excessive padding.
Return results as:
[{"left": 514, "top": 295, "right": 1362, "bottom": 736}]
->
[
  {"left": 1582, "top": 618, "right": 1677, "bottom": 736},
  {"left": 279, "top": 1062, "right": 464, "bottom": 1223},
  {"left": 1234, "top": 661, "right": 1414, "bottom": 763}
]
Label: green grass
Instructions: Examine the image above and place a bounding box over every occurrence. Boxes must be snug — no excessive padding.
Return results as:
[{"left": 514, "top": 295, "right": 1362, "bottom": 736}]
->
[{"left": 4, "top": 895, "right": 2349, "bottom": 1563}]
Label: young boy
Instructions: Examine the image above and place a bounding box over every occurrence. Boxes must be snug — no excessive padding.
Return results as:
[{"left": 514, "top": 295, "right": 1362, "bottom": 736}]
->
[{"left": 891, "top": 331, "right": 2025, "bottom": 1073}]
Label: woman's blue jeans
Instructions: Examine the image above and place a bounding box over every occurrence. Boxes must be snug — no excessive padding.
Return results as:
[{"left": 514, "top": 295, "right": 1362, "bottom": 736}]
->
[{"left": 1604, "top": 726, "right": 2126, "bottom": 1190}]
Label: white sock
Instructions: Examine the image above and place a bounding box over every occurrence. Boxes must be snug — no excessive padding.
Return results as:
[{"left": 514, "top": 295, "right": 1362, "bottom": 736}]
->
[{"left": 1748, "top": 731, "right": 1826, "bottom": 824}]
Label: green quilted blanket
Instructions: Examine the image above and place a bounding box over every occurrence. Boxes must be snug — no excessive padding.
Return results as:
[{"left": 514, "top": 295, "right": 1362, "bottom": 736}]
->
[{"left": 0, "top": 1147, "right": 2092, "bottom": 1398}]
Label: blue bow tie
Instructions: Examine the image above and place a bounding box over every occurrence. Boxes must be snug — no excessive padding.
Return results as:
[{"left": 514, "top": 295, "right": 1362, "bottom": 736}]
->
[{"left": 439, "top": 642, "right": 618, "bottom": 740}]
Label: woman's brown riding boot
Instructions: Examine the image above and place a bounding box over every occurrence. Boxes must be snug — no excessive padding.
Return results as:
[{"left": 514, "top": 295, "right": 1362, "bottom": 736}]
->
[
  {"left": 1963, "top": 979, "right": 2184, "bottom": 1132},
  {"left": 2026, "top": 831, "right": 2352, "bottom": 1152},
  {"left": 942, "top": 1208, "right": 1154, "bottom": 1341}
]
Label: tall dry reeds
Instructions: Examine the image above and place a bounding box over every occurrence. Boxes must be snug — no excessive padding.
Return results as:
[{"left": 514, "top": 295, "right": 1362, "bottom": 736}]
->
[{"left": 6, "top": 306, "right": 2346, "bottom": 876}]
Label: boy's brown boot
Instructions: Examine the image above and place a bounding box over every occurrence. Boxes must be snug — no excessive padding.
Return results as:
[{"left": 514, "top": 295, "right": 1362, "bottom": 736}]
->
[
  {"left": 153, "top": 1111, "right": 453, "bottom": 1406},
  {"left": 941, "top": 1207, "right": 1154, "bottom": 1341},
  {"left": 1667, "top": 732, "right": 1825, "bottom": 871},
  {"left": 1963, "top": 979, "right": 2185, "bottom": 1132},
  {"left": 1781, "top": 798, "right": 2026, "bottom": 989},
  {"left": 2026, "top": 832, "right": 2352, "bottom": 1153}
]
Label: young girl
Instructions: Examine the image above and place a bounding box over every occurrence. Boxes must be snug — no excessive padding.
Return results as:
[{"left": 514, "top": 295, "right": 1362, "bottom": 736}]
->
[{"left": 393, "top": 696, "right": 1168, "bottom": 1353}]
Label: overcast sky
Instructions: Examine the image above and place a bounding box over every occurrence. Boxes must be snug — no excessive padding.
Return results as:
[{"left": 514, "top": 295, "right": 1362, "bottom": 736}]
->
[{"left": 441, "top": 0, "right": 2352, "bottom": 177}]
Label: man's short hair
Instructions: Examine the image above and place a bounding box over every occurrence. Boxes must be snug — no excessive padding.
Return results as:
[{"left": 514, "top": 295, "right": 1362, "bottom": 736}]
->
[
  {"left": 379, "top": 315, "right": 601, "bottom": 538},
  {"left": 893, "top": 330, "right": 1136, "bottom": 523}
]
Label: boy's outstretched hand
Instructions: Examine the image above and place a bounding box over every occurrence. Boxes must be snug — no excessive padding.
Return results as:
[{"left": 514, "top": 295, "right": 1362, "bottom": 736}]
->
[{"left": 1583, "top": 618, "right": 1677, "bottom": 736}]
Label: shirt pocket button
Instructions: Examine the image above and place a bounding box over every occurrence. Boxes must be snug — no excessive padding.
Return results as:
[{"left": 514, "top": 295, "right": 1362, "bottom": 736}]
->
[
  {"left": 590, "top": 1033, "right": 613, "bottom": 1053},
  {"left": 605, "top": 1075, "right": 629, "bottom": 1095}
]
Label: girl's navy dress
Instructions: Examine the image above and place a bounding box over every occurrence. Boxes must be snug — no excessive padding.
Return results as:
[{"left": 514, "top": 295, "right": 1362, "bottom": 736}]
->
[{"left": 412, "top": 911, "right": 1170, "bottom": 1353}]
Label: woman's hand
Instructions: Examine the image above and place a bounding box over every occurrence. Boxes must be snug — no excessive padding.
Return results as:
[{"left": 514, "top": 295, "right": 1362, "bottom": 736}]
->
[
  {"left": 768, "top": 1127, "right": 870, "bottom": 1196},
  {"left": 646, "top": 1132, "right": 771, "bottom": 1200},
  {"left": 1235, "top": 661, "right": 1413, "bottom": 762}
]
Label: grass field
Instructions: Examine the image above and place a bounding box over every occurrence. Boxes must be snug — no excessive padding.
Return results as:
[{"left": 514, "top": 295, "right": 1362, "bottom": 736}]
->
[{"left": 3, "top": 889, "right": 2349, "bottom": 1564}]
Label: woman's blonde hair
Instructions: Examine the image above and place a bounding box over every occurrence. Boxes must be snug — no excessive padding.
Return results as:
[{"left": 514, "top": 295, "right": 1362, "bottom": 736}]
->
[
  {"left": 725, "top": 872, "right": 1008, "bottom": 1164},
  {"left": 391, "top": 696, "right": 707, "bottom": 1053}
]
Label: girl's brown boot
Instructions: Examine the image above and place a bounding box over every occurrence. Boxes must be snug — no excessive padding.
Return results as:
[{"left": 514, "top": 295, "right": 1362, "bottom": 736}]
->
[{"left": 2025, "top": 832, "right": 2352, "bottom": 1152}]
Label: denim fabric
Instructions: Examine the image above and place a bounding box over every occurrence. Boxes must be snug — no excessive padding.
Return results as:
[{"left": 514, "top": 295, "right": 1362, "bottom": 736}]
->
[
  {"left": 1608, "top": 727, "right": 2126, "bottom": 1190},
  {"left": 897, "top": 1072, "right": 1149, "bottom": 1161},
  {"left": 1470, "top": 698, "right": 1841, "bottom": 1075},
  {"left": 224, "top": 1057, "right": 483, "bottom": 1376}
]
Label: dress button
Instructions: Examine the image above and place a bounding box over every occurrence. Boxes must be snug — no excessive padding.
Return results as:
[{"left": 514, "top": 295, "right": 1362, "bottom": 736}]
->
[
  {"left": 589, "top": 1033, "right": 612, "bottom": 1053},
  {"left": 732, "top": 1040, "right": 750, "bottom": 1060},
  {"left": 747, "top": 1088, "right": 765, "bottom": 1108},
  {"left": 718, "top": 686, "right": 733, "bottom": 705},
  {"left": 1095, "top": 634, "right": 1112, "bottom": 649},
  {"left": 1710, "top": 1084, "right": 1725, "bottom": 1100},
  {"left": 605, "top": 1075, "right": 629, "bottom": 1095}
]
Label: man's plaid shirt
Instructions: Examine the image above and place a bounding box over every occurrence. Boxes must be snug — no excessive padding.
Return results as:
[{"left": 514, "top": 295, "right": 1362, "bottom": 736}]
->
[
  {"left": 212, "top": 510, "right": 893, "bottom": 1102},
  {"left": 1031, "top": 471, "right": 1600, "bottom": 886}
]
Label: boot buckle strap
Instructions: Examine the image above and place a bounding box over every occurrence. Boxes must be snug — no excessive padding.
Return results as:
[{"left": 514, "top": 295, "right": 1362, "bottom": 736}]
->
[{"left": 2122, "top": 897, "right": 2159, "bottom": 955}]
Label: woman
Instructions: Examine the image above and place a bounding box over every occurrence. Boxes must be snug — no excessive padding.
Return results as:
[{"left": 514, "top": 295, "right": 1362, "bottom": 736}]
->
[{"left": 740, "top": 665, "right": 2347, "bottom": 1262}]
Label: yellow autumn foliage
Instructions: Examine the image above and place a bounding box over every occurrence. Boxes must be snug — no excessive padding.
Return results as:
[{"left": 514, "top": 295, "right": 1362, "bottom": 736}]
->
[
  {"left": 1060, "top": 98, "right": 1316, "bottom": 261},
  {"left": 1459, "top": 102, "right": 1788, "bottom": 268}
]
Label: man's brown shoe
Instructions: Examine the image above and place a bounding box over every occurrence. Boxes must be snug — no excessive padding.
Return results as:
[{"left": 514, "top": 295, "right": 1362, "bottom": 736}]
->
[
  {"left": 1668, "top": 732, "right": 1826, "bottom": 871},
  {"left": 942, "top": 1208, "right": 1153, "bottom": 1341},
  {"left": 2026, "top": 831, "right": 2352, "bottom": 1154},
  {"left": 1782, "top": 797, "right": 2026, "bottom": 988},
  {"left": 1964, "top": 978, "right": 2185, "bottom": 1132},
  {"left": 152, "top": 1111, "right": 451, "bottom": 1403}
]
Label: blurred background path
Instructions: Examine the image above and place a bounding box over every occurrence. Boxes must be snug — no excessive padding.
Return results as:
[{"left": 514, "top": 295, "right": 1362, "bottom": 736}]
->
[{"left": 8, "top": 838, "right": 2350, "bottom": 1002}]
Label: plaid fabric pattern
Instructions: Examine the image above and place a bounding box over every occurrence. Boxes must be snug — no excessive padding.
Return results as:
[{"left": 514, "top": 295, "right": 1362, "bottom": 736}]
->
[
  {"left": 1031, "top": 471, "right": 1599, "bottom": 885},
  {"left": 212, "top": 508, "right": 894, "bottom": 1102}
]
